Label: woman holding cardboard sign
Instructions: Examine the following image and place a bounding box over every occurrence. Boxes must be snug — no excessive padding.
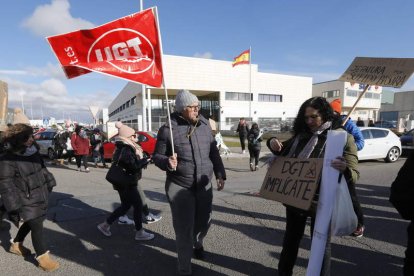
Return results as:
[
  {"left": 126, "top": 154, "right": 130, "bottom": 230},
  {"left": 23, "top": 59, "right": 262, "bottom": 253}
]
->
[{"left": 267, "top": 96, "right": 359, "bottom": 276}]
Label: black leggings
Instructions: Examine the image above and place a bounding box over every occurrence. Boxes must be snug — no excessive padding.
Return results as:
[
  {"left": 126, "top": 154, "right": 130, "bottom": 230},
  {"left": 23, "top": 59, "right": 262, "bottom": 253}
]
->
[
  {"left": 75, "top": 155, "right": 88, "bottom": 168},
  {"left": 14, "top": 216, "right": 47, "bottom": 256},
  {"left": 106, "top": 186, "right": 143, "bottom": 231}
]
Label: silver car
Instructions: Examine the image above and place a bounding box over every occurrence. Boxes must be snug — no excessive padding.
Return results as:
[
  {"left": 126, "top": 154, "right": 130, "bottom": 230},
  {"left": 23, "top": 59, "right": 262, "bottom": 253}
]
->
[
  {"left": 358, "top": 127, "right": 402, "bottom": 163},
  {"left": 34, "top": 130, "right": 57, "bottom": 159}
]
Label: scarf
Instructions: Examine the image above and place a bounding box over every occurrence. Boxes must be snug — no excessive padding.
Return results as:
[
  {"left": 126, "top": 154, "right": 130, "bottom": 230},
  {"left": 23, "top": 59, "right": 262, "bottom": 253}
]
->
[
  {"left": 22, "top": 145, "right": 38, "bottom": 156},
  {"left": 115, "top": 136, "right": 143, "bottom": 159},
  {"left": 287, "top": 121, "right": 332, "bottom": 158}
]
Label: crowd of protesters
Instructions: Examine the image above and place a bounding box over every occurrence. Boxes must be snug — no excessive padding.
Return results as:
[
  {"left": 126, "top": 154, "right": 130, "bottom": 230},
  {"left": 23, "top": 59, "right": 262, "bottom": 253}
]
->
[{"left": 0, "top": 93, "right": 412, "bottom": 275}]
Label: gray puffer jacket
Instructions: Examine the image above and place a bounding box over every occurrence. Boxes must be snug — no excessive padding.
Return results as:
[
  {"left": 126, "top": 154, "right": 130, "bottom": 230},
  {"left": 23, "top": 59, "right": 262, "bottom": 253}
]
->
[{"left": 153, "top": 113, "right": 226, "bottom": 188}]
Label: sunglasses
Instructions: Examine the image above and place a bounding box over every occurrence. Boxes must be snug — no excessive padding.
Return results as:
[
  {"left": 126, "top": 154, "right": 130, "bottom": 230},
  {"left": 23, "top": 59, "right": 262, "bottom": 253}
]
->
[{"left": 304, "top": 114, "right": 320, "bottom": 120}]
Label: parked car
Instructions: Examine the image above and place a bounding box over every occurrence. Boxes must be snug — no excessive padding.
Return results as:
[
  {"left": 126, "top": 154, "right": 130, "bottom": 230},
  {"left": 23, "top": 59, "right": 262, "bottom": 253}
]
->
[
  {"left": 101, "top": 131, "right": 157, "bottom": 160},
  {"left": 358, "top": 127, "right": 402, "bottom": 163},
  {"left": 34, "top": 129, "right": 57, "bottom": 159},
  {"left": 400, "top": 128, "right": 414, "bottom": 152}
]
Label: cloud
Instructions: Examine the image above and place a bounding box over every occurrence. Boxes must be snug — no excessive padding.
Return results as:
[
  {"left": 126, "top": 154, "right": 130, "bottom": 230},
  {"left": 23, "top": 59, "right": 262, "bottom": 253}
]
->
[
  {"left": 6, "top": 77, "right": 113, "bottom": 123},
  {"left": 193, "top": 52, "right": 213, "bottom": 59},
  {"left": 21, "top": 0, "right": 95, "bottom": 37}
]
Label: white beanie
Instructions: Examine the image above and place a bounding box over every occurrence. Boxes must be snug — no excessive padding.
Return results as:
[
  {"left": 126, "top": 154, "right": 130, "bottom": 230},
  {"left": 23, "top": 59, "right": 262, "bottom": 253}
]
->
[
  {"left": 115, "top": 121, "right": 135, "bottom": 138},
  {"left": 174, "top": 90, "right": 198, "bottom": 113},
  {"left": 13, "top": 108, "right": 30, "bottom": 125}
]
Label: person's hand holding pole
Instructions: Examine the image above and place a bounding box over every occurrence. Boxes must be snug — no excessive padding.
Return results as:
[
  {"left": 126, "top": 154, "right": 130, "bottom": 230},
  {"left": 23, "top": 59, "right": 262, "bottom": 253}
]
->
[
  {"left": 168, "top": 153, "right": 177, "bottom": 171},
  {"left": 216, "top": 178, "right": 225, "bottom": 191}
]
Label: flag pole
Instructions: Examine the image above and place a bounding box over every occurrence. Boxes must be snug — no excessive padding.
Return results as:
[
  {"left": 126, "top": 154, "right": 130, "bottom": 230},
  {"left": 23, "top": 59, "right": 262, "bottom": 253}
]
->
[
  {"left": 139, "top": 0, "right": 147, "bottom": 131},
  {"left": 249, "top": 46, "right": 252, "bottom": 120},
  {"left": 153, "top": 7, "right": 175, "bottom": 157},
  {"left": 342, "top": 84, "right": 370, "bottom": 126}
]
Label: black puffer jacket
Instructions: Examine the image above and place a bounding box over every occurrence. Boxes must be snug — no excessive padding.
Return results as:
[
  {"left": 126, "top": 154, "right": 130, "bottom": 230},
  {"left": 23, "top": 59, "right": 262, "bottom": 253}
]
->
[
  {"left": 110, "top": 142, "right": 149, "bottom": 190},
  {"left": 0, "top": 150, "right": 56, "bottom": 221},
  {"left": 247, "top": 128, "right": 262, "bottom": 151},
  {"left": 153, "top": 113, "right": 226, "bottom": 188}
]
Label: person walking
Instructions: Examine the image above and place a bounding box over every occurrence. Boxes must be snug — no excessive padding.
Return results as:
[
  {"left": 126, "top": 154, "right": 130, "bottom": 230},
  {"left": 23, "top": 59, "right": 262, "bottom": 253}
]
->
[
  {"left": 97, "top": 122, "right": 154, "bottom": 241},
  {"left": 390, "top": 150, "right": 414, "bottom": 276},
  {"left": 0, "top": 123, "right": 59, "bottom": 272},
  {"left": 236, "top": 117, "right": 249, "bottom": 154},
  {"left": 90, "top": 128, "right": 107, "bottom": 168},
  {"left": 267, "top": 97, "right": 359, "bottom": 276},
  {"left": 247, "top": 122, "right": 263, "bottom": 171},
  {"left": 356, "top": 117, "right": 365, "bottom": 127},
  {"left": 152, "top": 89, "right": 226, "bottom": 275},
  {"left": 71, "top": 125, "right": 90, "bottom": 172},
  {"left": 330, "top": 99, "right": 365, "bottom": 237}
]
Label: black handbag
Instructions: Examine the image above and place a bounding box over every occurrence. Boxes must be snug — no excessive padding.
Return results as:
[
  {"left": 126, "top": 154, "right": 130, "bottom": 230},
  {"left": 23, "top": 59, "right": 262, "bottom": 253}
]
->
[{"left": 105, "top": 149, "right": 137, "bottom": 189}]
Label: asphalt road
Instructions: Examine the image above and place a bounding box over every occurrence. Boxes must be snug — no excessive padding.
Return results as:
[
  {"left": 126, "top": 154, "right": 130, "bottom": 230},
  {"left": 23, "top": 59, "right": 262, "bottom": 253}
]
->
[{"left": 0, "top": 150, "right": 409, "bottom": 276}]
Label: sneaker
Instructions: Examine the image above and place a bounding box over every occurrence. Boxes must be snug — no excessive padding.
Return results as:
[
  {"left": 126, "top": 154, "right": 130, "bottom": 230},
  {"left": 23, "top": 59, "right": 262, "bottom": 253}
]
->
[
  {"left": 135, "top": 229, "right": 154, "bottom": 241},
  {"left": 144, "top": 213, "right": 162, "bottom": 224},
  {"left": 351, "top": 225, "right": 365, "bottom": 237},
  {"left": 250, "top": 163, "right": 254, "bottom": 171},
  {"left": 97, "top": 222, "right": 111, "bottom": 237},
  {"left": 255, "top": 166, "right": 259, "bottom": 171},
  {"left": 118, "top": 215, "right": 135, "bottom": 225},
  {"left": 85, "top": 167, "right": 90, "bottom": 172},
  {"left": 242, "top": 150, "right": 246, "bottom": 154}
]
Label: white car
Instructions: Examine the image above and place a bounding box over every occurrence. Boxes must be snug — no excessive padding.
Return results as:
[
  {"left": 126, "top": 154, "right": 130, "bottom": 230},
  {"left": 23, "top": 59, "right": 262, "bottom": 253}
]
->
[{"left": 358, "top": 127, "right": 402, "bottom": 163}]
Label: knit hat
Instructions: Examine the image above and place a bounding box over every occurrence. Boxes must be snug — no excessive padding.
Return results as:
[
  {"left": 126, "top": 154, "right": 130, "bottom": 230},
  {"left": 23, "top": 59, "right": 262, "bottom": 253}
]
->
[
  {"left": 13, "top": 108, "right": 30, "bottom": 125},
  {"left": 174, "top": 90, "right": 199, "bottom": 113},
  {"left": 115, "top": 121, "right": 135, "bottom": 138},
  {"left": 330, "top": 99, "right": 342, "bottom": 114}
]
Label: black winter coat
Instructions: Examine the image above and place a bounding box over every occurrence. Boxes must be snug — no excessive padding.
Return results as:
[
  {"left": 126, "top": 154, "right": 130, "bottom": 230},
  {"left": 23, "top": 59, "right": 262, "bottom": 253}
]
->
[
  {"left": 0, "top": 151, "right": 56, "bottom": 221},
  {"left": 247, "top": 128, "right": 262, "bottom": 151},
  {"left": 110, "top": 142, "right": 148, "bottom": 190},
  {"left": 390, "top": 150, "right": 414, "bottom": 220},
  {"left": 153, "top": 113, "right": 226, "bottom": 188}
]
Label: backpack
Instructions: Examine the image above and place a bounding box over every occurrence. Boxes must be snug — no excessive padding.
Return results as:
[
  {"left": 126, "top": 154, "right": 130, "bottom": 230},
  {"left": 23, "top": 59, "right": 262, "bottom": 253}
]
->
[{"left": 389, "top": 151, "right": 414, "bottom": 220}]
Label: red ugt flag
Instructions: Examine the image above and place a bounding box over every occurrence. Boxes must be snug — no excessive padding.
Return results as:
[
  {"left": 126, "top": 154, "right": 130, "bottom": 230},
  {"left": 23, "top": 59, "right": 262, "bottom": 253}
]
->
[{"left": 47, "top": 8, "right": 163, "bottom": 87}]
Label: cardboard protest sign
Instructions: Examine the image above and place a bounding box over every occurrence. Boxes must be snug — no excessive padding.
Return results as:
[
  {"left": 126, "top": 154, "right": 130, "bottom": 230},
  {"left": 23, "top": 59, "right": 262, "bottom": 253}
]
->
[
  {"left": 339, "top": 57, "right": 414, "bottom": 88},
  {"left": 260, "top": 157, "right": 323, "bottom": 210}
]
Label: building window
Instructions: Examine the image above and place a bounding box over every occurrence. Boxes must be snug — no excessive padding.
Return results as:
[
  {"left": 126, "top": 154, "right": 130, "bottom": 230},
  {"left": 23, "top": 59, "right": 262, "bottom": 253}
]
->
[
  {"left": 126, "top": 100, "right": 130, "bottom": 108},
  {"left": 131, "top": 96, "right": 136, "bottom": 105},
  {"left": 347, "top": 90, "right": 358, "bottom": 97},
  {"left": 322, "top": 90, "right": 340, "bottom": 98},
  {"left": 225, "top": 92, "right": 252, "bottom": 101},
  {"left": 258, "top": 94, "right": 282, "bottom": 102}
]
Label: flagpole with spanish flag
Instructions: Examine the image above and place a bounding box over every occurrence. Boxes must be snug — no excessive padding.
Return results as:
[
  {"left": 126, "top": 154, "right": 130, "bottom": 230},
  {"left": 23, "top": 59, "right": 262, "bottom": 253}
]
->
[
  {"left": 232, "top": 48, "right": 252, "bottom": 119},
  {"left": 249, "top": 46, "right": 252, "bottom": 119}
]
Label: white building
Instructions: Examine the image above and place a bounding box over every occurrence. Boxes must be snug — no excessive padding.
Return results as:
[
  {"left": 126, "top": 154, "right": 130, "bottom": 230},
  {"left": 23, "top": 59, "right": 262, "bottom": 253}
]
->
[
  {"left": 108, "top": 55, "right": 312, "bottom": 132},
  {"left": 313, "top": 80, "right": 382, "bottom": 123},
  {"left": 380, "top": 90, "right": 414, "bottom": 131}
]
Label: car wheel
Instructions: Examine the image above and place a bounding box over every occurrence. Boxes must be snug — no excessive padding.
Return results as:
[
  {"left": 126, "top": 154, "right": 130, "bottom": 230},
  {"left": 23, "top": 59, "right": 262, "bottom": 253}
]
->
[
  {"left": 384, "top": 146, "right": 400, "bottom": 163},
  {"left": 48, "top": 148, "right": 55, "bottom": 160}
]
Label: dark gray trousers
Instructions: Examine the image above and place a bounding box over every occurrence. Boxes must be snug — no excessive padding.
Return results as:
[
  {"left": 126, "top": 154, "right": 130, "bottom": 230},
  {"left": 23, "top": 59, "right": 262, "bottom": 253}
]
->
[{"left": 166, "top": 180, "right": 213, "bottom": 274}]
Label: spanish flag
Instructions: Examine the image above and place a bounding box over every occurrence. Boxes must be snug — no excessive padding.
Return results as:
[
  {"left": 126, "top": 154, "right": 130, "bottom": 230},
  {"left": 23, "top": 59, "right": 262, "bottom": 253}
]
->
[{"left": 232, "top": 49, "right": 250, "bottom": 67}]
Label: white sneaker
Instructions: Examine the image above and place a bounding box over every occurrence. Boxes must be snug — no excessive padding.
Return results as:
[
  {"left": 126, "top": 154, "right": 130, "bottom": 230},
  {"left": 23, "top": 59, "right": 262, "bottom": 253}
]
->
[
  {"left": 242, "top": 150, "right": 246, "bottom": 154},
  {"left": 118, "top": 215, "right": 135, "bottom": 225},
  {"left": 135, "top": 229, "right": 154, "bottom": 241},
  {"left": 85, "top": 167, "right": 90, "bottom": 172},
  {"left": 97, "top": 222, "right": 111, "bottom": 237},
  {"left": 144, "top": 213, "right": 162, "bottom": 224}
]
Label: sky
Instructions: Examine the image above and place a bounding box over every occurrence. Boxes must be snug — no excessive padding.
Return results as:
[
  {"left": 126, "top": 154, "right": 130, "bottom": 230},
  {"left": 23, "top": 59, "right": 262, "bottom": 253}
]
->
[{"left": 1, "top": 0, "right": 414, "bottom": 123}]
